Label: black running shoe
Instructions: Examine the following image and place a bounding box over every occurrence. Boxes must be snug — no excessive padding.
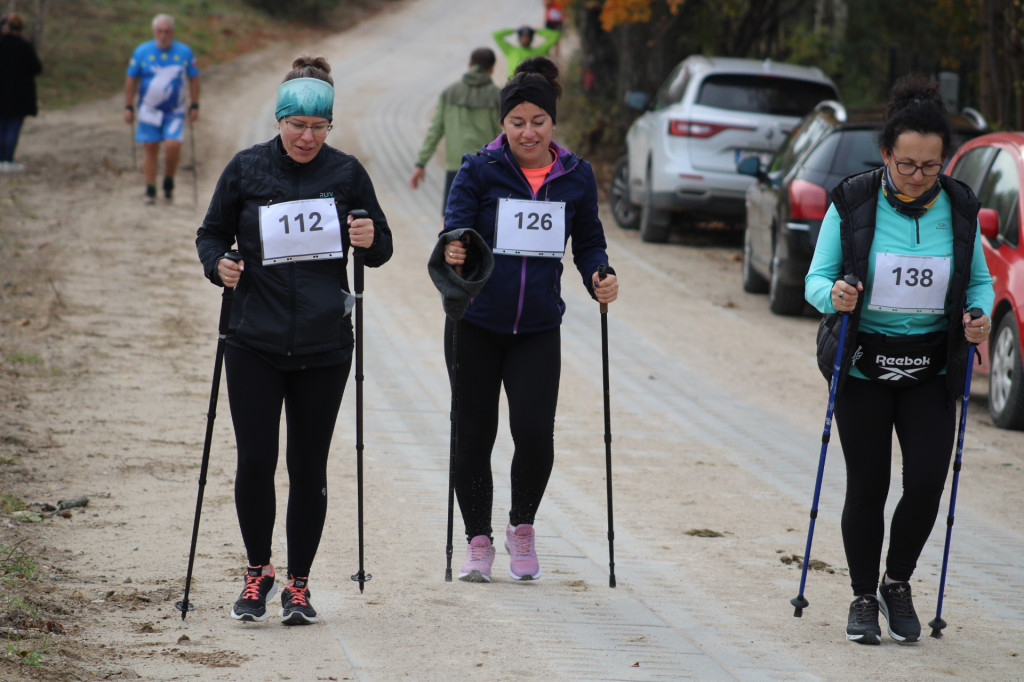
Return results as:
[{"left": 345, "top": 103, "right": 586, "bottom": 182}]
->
[
  {"left": 230, "top": 565, "right": 277, "bottom": 622},
  {"left": 144, "top": 184, "right": 157, "bottom": 205},
  {"left": 877, "top": 579, "right": 921, "bottom": 642},
  {"left": 280, "top": 577, "right": 318, "bottom": 625},
  {"left": 163, "top": 176, "right": 174, "bottom": 200},
  {"left": 846, "top": 595, "right": 881, "bottom": 645}
]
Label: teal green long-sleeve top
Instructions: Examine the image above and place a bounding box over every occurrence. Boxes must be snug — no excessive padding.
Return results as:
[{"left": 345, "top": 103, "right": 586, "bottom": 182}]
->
[
  {"left": 806, "top": 188, "right": 994, "bottom": 378},
  {"left": 493, "top": 28, "right": 561, "bottom": 79}
]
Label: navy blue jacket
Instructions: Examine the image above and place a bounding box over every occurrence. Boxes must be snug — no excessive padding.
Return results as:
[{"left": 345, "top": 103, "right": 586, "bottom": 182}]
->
[{"left": 442, "top": 136, "right": 609, "bottom": 334}]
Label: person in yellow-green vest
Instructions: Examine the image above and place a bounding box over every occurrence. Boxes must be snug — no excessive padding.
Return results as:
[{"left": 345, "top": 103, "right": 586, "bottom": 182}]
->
[{"left": 493, "top": 25, "right": 560, "bottom": 80}]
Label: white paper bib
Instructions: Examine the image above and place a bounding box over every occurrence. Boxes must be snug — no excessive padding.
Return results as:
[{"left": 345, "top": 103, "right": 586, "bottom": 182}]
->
[
  {"left": 868, "top": 252, "right": 951, "bottom": 314},
  {"left": 258, "top": 198, "right": 344, "bottom": 265},
  {"left": 493, "top": 197, "right": 566, "bottom": 258}
]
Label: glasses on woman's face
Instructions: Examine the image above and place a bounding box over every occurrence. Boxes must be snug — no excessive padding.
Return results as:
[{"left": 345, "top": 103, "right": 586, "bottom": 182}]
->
[
  {"left": 282, "top": 118, "right": 333, "bottom": 138},
  {"left": 894, "top": 160, "right": 943, "bottom": 177}
]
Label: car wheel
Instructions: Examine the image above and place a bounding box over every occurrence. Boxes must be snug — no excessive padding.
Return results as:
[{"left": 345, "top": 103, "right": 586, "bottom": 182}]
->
[
  {"left": 610, "top": 157, "right": 639, "bottom": 230},
  {"left": 988, "top": 313, "right": 1024, "bottom": 429},
  {"left": 768, "top": 238, "right": 805, "bottom": 316},
  {"left": 639, "top": 165, "right": 671, "bottom": 243},
  {"left": 741, "top": 226, "right": 768, "bottom": 293}
]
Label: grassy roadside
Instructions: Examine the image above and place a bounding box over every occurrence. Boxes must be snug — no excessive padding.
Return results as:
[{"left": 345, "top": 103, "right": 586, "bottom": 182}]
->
[{"left": 21, "top": 0, "right": 383, "bottom": 110}]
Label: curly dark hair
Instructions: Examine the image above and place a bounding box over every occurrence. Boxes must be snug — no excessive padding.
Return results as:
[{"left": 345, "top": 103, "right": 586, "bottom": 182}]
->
[{"left": 878, "top": 73, "right": 952, "bottom": 157}]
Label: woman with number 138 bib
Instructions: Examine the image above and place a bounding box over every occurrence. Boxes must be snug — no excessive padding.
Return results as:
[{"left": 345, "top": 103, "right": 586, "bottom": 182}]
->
[
  {"left": 441, "top": 57, "right": 618, "bottom": 584},
  {"left": 196, "top": 55, "right": 392, "bottom": 625},
  {"left": 805, "top": 73, "right": 992, "bottom": 646}
]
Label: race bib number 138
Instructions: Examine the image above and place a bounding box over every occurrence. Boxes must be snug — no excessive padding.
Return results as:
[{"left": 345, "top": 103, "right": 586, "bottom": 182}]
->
[
  {"left": 868, "top": 252, "right": 951, "bottom": 314},
  {"left": 258, "top": 198, "right": 344, "bottom": 265}
]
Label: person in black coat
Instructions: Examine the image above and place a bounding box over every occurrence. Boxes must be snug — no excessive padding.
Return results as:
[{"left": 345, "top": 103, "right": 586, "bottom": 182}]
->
[
  {"left": 0, "top": 13, "right": 42, "bottom": 173},
  {"left": 196, "top": 55, "right": 393, "bottom": 626}
]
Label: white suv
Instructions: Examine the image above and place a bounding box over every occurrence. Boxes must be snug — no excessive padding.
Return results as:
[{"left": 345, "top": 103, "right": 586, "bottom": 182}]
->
[{"left": 612, "top": 56, "right": 839, "bottom": 242}]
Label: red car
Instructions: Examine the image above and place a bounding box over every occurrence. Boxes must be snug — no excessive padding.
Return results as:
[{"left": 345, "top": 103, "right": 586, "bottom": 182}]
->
[{"left": 946, "top": 132, "right": 1024, "bottom": 429}]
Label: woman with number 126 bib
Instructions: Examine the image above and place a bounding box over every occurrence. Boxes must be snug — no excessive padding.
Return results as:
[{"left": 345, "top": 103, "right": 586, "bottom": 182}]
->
[
  {"left": 441, "top": 57, "right": 618, "bottom": 584},
  {"left": 196, "top": 55, "right": 392, "bottom": 625}
]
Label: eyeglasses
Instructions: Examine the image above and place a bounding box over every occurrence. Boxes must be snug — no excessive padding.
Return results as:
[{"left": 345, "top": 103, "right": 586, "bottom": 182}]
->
[
  {"left": 282, "top": 119, "right": 333, "bottom": 138},
  {"left": 893, "top": 160, "right": 943, "bottom": 177}
]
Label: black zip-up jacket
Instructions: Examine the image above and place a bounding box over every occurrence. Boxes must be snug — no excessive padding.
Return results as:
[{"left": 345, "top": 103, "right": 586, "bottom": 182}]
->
[
  {"left": 196, "top": 137, "right": 393, "bottom": 356},
  {"left": 815, "top": 167, "right": 978, "bottom": 400}
]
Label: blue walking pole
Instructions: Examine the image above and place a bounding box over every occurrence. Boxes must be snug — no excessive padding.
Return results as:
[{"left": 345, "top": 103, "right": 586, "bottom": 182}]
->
[
  {"left": 929, "top": 307, "right": 983, "bottom": 638},
  {"left": 792, "top": 274, "right": 858, "bottom": 617}
]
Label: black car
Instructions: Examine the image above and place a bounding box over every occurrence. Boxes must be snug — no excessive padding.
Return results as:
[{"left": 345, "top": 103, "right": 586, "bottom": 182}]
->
[{"left": 737, "top": 100, "right": 989, "bottom": 315}]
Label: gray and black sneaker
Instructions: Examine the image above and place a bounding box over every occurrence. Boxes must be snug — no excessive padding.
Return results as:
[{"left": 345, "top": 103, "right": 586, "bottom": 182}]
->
[
  {"left": 230, "top": 565, "right": 277, "bottom": 622},
  {"left": 846, "top": 595, "right": 881, "bottom": 645},
  {"left": 144, "top": 184, "right": 157, "bottom": 205},
  {"left": 877, "top": 579, "right": 921, "bottom": 642},
  {"left": 281, "top": 576, "right": 318, "bottom": 625}
]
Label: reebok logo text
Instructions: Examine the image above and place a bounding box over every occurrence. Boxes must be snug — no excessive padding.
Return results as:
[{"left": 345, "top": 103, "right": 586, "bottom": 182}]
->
[{"left": 876, "top": 355, "right": 931, "bottom": 367}]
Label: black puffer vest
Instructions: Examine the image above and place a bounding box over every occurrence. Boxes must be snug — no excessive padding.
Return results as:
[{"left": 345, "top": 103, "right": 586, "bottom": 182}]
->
[{"left": 815, "top": 167, "right": 979, "bottom": 400}]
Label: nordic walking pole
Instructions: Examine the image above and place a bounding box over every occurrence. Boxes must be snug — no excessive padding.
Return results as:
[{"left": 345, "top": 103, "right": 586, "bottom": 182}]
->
[
  {"left": 189, "top": 116, "right": 198, "bottom": 207},
  {"left": 597, "top": 264, "right": 616, "bottom": 588},
  {"left": 444, "top": 316, "right": 459, "bottom": 583},
  {"left": 792, "top": 273, "right": 859, "bottom": 617},
  {"left": 348, "top": 210, "right": 372, "bottom": 593},
  {"left": 444, "top": 234, "right": 469, "bottom": 582},
  {"left": 929, "top": 306, "right": 983, "bottom": 638},
  {"left": 176, "top": 250, "right": 242, "bottom": 619}
]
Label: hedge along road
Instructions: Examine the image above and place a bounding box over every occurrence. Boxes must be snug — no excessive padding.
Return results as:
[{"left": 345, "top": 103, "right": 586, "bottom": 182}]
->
[{"left": 10, "top": 0, "right": 1022, "bottom": 679}]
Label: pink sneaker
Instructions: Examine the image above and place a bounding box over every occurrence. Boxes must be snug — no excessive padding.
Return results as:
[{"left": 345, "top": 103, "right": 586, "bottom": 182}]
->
[
  {"left": 459, "top": 535, "right": 495, "bottom": 582},
  {"left": 505, "top": 524, "right": 541, "bottom": 580}
]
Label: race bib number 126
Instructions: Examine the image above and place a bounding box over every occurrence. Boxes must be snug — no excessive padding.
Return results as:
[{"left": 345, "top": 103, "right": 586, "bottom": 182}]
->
[
  {"left": 493, "top": 198, "right": 566, "bottom": 258},
  {"left": 258, "top": 198, "right": 344, "bottom": 265}
]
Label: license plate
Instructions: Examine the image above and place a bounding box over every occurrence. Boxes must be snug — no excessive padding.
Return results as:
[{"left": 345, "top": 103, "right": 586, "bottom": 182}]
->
[{"left": 735, "top": 149, "right": 773, "bottom": 167}]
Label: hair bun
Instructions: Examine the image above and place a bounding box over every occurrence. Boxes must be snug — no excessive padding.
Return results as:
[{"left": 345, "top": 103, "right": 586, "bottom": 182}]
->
[
  {"left": 512, "top": 57, "right": 562, "bottom": 97},
  {"left": 886, "top": 72, "right": 944, "bottom": 118},
  {"left": 292, "top": 55, "right": 331, "bottom": 75}
]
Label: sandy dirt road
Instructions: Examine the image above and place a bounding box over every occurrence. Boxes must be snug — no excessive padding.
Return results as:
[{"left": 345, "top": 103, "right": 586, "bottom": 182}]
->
[{"left": 2, "top": 0, "right": 1022, "bottom": 679}]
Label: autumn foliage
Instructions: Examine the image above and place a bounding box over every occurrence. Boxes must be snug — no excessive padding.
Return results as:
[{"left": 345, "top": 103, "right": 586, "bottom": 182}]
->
[{"left": 599, "top": 0, "right": 685, "bottom": 32}]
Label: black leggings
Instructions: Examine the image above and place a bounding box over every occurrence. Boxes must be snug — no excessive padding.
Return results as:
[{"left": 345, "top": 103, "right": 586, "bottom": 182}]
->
[
  {"left": 224, "top": 345, "right": 350, "bottom": 578},
  {"left": 445, "top": 320, "right": 560, "bottom": 541},
  {"left": 834, "top": 375, "right": 955, "bottom": 596}
]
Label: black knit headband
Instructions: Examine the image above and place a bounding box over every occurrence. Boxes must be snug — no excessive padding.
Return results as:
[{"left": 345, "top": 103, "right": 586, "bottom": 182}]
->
[{"left": 500, "top": 76, "right": 557, "bottom": 125}]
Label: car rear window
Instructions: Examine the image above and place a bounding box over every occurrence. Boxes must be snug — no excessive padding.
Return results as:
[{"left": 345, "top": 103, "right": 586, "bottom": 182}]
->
[
  {"left": 826, "top": 129, "right": 883, "bottom": 176},
  {"left": 696, "top": 75, "right": 838, "bottom": 116}
]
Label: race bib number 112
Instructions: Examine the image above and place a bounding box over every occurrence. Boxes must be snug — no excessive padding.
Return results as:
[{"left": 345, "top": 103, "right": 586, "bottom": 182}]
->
[{"left": 259, "top": 198, "right": 344, "bottom": 265}]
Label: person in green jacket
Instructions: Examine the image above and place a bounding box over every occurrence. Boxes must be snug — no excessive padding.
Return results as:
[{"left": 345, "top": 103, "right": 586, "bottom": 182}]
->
[
  {"left": 409, "top": 47, "right": 501, "bottom": 215},
  {"left": 493, "top": 26, "right": 561, "bottom": 80}
]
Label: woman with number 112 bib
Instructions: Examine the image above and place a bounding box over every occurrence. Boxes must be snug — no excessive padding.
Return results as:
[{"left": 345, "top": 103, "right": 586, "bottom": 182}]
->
[
  {"left": 196, "top": 55, "right": 392, "bottom": 625},
  {"left": 441, "top": 57, "right": 618, "bottom": 584}
]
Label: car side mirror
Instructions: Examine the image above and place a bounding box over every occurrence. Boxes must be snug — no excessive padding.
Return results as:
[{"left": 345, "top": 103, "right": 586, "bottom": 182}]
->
[
  {"left": 624, "top": 91, "right": 649, "bottom": 111},
  {"left": 978, "top": 207, "right": 1000, "bottom": 239}
]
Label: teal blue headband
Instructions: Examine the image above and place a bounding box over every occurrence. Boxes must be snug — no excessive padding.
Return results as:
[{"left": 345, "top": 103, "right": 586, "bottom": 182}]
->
[{"left": 275, "top": 77, "right": 334, "bottom": 122}]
